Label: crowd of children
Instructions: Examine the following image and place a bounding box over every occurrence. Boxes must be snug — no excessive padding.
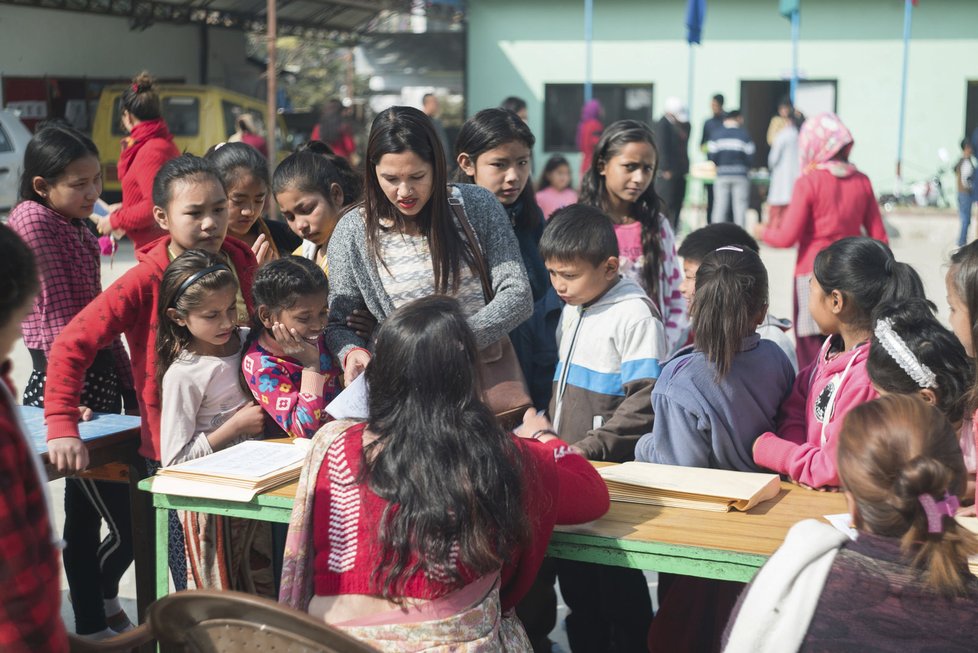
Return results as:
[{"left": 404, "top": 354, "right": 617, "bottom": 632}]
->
[{"left": 3, "top": 74, "right": 978, "bottom": 652}]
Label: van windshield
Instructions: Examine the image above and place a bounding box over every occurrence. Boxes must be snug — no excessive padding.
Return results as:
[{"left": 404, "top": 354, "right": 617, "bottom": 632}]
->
[{"left": 111, "top": 95, "right": 200, "bottom": 137}]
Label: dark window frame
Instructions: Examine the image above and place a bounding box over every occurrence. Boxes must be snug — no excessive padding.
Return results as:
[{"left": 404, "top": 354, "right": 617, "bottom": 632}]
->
[{"left": 543, "top": 83, "right": 655, "bottom": 152}]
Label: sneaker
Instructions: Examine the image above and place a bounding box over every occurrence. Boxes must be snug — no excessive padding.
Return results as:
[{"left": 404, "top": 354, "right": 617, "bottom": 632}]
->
[{"left": 105, "top": 610, "right": 135, "bottom": 633}]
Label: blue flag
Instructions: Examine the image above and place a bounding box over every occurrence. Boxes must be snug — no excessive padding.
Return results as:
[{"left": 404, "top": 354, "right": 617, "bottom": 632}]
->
[
  {"left": 686, "top": 0, "right": 706, "bottom": 44},
  {"left": 780, "top": 0, "right": 800, "bottom": 19}
]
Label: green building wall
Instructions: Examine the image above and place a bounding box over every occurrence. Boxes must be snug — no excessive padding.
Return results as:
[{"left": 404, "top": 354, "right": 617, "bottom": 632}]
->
[{"left": 467, "top": 0, "right": 978, "bottom": 195}]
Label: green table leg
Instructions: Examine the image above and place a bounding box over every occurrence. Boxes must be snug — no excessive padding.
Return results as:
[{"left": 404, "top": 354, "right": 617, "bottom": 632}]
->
[{"left": 155, "top": 506, "right": 169, "bottom": 600}]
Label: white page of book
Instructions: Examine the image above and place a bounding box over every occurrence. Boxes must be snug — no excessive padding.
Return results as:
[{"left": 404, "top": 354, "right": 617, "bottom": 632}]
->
[{"left": 165, "top": 440, "right": 304, "bottom": 480}]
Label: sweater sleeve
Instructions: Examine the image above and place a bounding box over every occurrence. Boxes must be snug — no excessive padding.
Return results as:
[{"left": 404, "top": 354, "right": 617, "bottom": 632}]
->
[
  {"left": 636, "top": 390, "right": 711, "bottom": 468},
  {"left": 10, "top": 216, "right": 81, "bottom": 340},
  {"left": 43, "top": 268, "right": 145, "bottom": 440},
  {"left": 763, "top": 174, "right": 813, "bottom": 249},
  {"left": 526, "top": 438, "right": 610, "bottom": 524},
  {"left": 110, "top": 144, "right": 171, "bottom": 233},
  {"left": 574, "top": 314, "right": 664, "bottom": 462},
  {"left": 324, "top": 212, "right": 370, "bottom": 363},
  {"left": 243, "top": 349, "right": 337, "bottom": 440},
  {"left": 860, "top": 176, "right": 888, "bottom": 243},
  {"left": 462, "top": 185, "right": 534, "bottom": 349},
  {"left": 159, "top": 364, "right": 213, "bottom": 467},
  {"left": 754, "top": 377, "right": 877, "bottom": 489}
]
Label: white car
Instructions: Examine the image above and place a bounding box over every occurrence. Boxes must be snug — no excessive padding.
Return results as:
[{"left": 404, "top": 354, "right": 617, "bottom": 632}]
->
[{"left": 0, "top": 109, "right": 32, "bottom": 217}]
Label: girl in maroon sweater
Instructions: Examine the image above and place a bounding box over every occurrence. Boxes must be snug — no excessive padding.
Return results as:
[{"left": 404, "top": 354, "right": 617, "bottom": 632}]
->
[{"left": 279, "top": 296, "right": 609, "bottom": 650}]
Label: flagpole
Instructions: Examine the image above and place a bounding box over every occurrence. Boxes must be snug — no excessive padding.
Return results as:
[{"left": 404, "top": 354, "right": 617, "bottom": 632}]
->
[
  {"left": 896, "top": 0, "right": 913, "bottom": 182},
  {"left": 790, "top": 9, "right": 800, "bottom": 104},
  {"left": 584, "top": 0, "right": 593, "bottom": 103},
  {"left": 688, "top": 42, "right": 695, "bottom": 122}
]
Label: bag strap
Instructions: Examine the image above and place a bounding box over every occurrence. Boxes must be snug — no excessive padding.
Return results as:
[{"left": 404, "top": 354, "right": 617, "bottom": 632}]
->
[{"left": 449, "top": 195, "right": 495, "bottom": 302}]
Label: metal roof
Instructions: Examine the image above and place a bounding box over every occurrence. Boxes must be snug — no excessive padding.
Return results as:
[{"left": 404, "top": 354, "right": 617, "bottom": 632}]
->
[{"left": 0, "top": 0, "right": 409, "bottom": 40}]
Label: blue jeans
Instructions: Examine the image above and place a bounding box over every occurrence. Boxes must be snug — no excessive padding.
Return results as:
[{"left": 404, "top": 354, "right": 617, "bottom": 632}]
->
[{"left": 959, "top": 191, "right": 974, "bottom": 247}]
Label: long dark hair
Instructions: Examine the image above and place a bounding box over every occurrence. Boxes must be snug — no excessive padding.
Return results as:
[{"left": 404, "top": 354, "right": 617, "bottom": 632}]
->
[
  {"left": 839, "top": 395, "right": 978, "bottom": 597},
  {"left": 579, "top": 120, "right": 665, "bottom": 303},
  {"left": 363, "top": 295, "right": 528, "bottom": 600},
  {"left": 948, "top": 240, "right": 978, "bottom": 411},
  {"left": 19, "top": 122, "right": 100, "bottom": 204},
  {"left": 453, "top": 107, "right": 541, "bottom": 231},
  {"left": 205, "top": 141, "right": 270, "bottom": 188},
  {"left": 364, "top": 106, "right": 468, "bottom": 293},
  {"left": 692, "top": 247, "right": 769, "bottom": 379},
  {"left": 812, "top": 237, "right": 925, "bottom": 332},
  {"left": 155, "top": 250, "right": 238, "bottom": 389}
]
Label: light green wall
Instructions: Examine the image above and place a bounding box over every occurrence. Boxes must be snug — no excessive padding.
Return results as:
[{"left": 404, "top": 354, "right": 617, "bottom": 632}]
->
[{"left": 467, "top": 0, "right": 978, "bottom": 192}]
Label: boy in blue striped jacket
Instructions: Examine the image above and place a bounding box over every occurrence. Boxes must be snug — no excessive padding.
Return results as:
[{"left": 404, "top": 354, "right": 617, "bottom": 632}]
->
[{"left": 539, "top": 204, "right": 666, "bottom": 652}]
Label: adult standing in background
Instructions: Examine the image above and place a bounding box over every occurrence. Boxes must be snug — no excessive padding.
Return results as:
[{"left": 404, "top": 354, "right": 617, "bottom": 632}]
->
[
  {"left": 97, "top": 71, "right": 179, "bottom": 248},
  {"left": 501, "top": 96, "right": 529, "bottom": 123},
  {"left": 755, "top": 112, "right": 886, "bottom": 370},
  {"left": 423, "top": 93, "right": 452, "bottom": 167},
  {"left": 654, "top": 97, "right": 691, "bottom": 230},
  {"left": 228, "top": 113, "right": 268, "bottom": 158},
  {"left": 707, "top": 109, "right": 755, "bottom": 228},
  {"left": 311, "top": 99, "right": 356, "bottom": 162},
  {"left": 701, "top": 93, "right": 726, "bottom": 223},
  {"left": 767, "top": 103, "right": 801, "bottom": 230},
  {"left": 576, "top": 99, "right": 604, "bottom": 180}
]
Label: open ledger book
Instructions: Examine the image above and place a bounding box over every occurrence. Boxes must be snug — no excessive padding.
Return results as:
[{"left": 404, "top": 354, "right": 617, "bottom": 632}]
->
[
  {"left": 598, "top": 462, "right": 781, "bottom": 512},
  {"left": 149, "top": 440, "right": 307, "bottom": 502}
]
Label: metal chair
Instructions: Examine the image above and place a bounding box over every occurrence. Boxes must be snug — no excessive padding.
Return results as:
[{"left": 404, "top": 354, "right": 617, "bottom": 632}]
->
[{"left": 69, "top": 589, "right": 378, "bottom": 653}]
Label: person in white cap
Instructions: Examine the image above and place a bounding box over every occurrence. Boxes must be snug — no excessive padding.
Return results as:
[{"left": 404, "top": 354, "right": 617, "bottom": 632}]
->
[{"left": 654, "top": 96, "right": 691, "bottom": 229}]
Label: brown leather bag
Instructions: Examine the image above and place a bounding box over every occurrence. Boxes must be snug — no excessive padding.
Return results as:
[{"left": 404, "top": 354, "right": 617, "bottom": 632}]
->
[{"left": 449, "top": 197, "right": 533, "bottom": 430}]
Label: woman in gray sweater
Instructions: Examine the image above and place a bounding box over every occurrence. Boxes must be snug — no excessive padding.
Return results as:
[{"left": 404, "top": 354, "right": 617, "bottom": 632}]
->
[{"left": 325, "top": 106, "right": 533, "bottom": 384}]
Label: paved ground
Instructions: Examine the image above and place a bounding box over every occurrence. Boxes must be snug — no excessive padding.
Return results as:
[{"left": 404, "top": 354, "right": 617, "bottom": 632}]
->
[{"left": 9, "top": 206, "right": 964, "bottom": 641}]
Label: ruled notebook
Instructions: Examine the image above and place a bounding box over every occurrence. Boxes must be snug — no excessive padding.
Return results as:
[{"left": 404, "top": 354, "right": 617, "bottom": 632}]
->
[
  {"left": 149, "top": 440, "right": 308, "bottom": 502},
  {"left": 598, "top": 462, "right": 781, "bottom": 512}
]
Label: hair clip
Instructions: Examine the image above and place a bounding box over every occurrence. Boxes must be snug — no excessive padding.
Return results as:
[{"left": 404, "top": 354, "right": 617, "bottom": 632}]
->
[
  {"left": 714, "top": 245, "right": 744, "bottom": 253},
  {"left": 919, "top": 491, "right": 960, "bottom": 534},
  {"left": 874, "top": 318, "right": 937, "bottom": 389},
  {"left": 131, "top": 83, "right": 139, "bottom": 93}
]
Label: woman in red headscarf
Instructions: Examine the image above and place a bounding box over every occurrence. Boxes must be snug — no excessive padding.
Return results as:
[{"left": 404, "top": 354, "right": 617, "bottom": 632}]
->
[
  {"left": 755, "top": 112, "right": 887, "bottom": 370},
  {"left": 96, "top": 71, "right": 180, "bottom": 249}
]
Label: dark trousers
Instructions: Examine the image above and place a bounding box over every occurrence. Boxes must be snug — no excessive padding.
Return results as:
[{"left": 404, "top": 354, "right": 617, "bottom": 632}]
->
[
  {"left": 516, "top": 558, "right": 558, "bottom": 653},
  {"left": 144, "top": 459, "right": 188, "bottom": 592},
  {"left": 62, "top": 478, "right": 134, "bottom": 633},
  {"left": 648, "top": 574, "right": 744, "bottom": 653},
  {"left": 655, "top": 176, "right": 688, "bottom": 231},
  {"left": 557, "top": 559, "right": 654, "bottom": 653}
]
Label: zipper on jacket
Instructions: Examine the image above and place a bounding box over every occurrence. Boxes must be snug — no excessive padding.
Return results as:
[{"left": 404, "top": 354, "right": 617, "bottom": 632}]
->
[{"left": 553, "top": 305, "right": 587, "bottom": 434}]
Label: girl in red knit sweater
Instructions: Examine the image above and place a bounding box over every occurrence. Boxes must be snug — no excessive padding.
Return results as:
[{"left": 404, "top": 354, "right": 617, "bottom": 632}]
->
[
  {"left": 44, "top": 154, "right": 257, "bottom": 590},
  {"left": 279, "top": 296, "right": 609, "bottom": 650}
]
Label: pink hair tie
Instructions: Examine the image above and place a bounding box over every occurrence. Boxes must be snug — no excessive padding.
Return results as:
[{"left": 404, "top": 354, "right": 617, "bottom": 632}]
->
[
  {"left": 131, "top": 83, "right": 139, "bottom": 93},
  {"left": 918, "top": 491, "right": 960, "bottom": 534}
]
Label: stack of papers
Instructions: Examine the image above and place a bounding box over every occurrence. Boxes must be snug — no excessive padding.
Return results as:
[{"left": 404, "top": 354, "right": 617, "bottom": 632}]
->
[
  {"left": 149, "top": 440, "right": 306, "bottom": 502},
  {"left": 598, "top": 462, "right": 781, "bottom": 512}
]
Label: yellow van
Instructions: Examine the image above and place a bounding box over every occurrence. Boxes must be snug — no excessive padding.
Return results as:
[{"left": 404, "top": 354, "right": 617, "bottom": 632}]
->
[{"left": 92, "top": 84, "right": 287, "bottom": 191}]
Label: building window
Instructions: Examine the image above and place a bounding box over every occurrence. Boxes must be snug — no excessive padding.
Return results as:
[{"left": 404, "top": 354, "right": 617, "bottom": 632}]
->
[{"left": 543, "top": 83, "right": 654, "bottom": 152}]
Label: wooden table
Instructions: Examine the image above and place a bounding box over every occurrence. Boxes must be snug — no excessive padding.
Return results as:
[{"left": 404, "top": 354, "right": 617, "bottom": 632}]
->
[
  {"left": 139, "top": 477, "right": 848, "bottom": 595},
  {"left": 549, "top": 483, "right": 848, "bottom": 582},
  {"left": 23, "top": 406, "right": 157, "bottom": 652}
]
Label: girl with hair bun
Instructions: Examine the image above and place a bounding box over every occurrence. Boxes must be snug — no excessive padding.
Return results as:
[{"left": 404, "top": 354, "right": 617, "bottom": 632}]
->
[
  {"left": 752, "top": 236, "right": 927, "bottom": 489},
  {"left": 96, "top": 71, "right": 180, "bottom": 248},
  {"left": 725, "top": 395, "right": 978, "bottom": 653}
]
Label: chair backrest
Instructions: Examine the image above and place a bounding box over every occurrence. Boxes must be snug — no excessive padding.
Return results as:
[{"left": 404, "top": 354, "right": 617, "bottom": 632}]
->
[{"left": 150, "top": 590, "right": 378, "bottom": 653}]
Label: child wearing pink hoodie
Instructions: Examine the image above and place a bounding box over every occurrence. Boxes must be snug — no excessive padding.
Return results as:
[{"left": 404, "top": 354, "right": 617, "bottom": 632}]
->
[{"left": 753, "top": 237, "right": 926, "bottom": 489}]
